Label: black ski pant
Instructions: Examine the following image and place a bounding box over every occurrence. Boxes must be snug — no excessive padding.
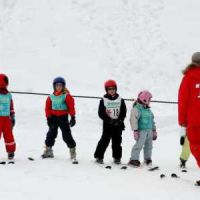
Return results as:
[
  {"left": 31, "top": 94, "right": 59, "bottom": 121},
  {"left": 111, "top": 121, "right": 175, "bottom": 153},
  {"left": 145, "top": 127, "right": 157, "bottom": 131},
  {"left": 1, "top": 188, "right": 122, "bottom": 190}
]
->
[
  {"left": 45, "top": 115, "right": 76, "bottom": 149},
  {"left": 94, "top": 125, "right": 122, "bottom": 160}
]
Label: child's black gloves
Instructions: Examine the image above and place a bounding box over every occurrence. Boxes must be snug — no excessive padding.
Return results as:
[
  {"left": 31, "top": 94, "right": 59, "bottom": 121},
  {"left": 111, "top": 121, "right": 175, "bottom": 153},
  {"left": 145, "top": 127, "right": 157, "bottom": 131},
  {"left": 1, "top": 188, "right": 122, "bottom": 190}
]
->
[
  {"left": 70, "top": 116, "right": 76, "bottom": 127},
  {"left": 47, "top": 116, "right": 54, "bottom": 127},
  {"left": 180, "top": 136, "right": 185, "bottom": 145}
]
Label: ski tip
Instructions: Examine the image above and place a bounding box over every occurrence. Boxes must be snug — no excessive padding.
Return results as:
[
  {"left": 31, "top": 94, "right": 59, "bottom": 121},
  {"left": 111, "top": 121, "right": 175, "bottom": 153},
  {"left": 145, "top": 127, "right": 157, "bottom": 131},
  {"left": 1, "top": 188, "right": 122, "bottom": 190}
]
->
[
  {"left": 160, "top": 174, "right": 166, "bottom": 179},
  {"left": 28, "top": 157, "right": 35, "bottom": 161},
  {"left": 195, "top": 181, "right": 200, "bottom": 186},
  {"left": 121, "top": 166, "right": 128, "bottom": 170},
  {"left": 171, "top": 173, "right": 179, "bottom": 178},
  {"left": 181, "top": 169, "right": 187, "bottom": 173},
  {"left": 148, "top": 166, "right": 159, "bottom": 171},
  {"left": 8, "top": 161, "right": 15, "bottom": 164},
  {"left": 0, "top": 161, "right": 6, "bottom": 165},
  {"left": 105, "top": 165, "right": 112, "bottom": 169}
]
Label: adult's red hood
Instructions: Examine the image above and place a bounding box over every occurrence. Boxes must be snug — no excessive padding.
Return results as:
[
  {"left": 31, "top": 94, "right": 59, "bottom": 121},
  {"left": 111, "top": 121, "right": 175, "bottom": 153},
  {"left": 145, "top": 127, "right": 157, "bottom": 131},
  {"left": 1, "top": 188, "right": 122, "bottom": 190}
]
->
[
  {"left": 0, "top": 73, "right": 8, "bottom": 88},
  {"left": 185, "top": 66, "right": 200, "bottom": 80}
]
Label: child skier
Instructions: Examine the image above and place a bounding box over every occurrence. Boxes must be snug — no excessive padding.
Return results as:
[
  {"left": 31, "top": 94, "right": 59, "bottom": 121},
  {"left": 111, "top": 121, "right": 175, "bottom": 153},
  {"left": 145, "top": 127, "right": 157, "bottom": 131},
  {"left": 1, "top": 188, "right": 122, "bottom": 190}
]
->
[
  {"left": 129, "top": 90, "right": 157, "bottom": 167},
  {"left": 178, "top": 52, "right": 200, "bottom": 185},
  {"left": 94, "top": 80, "right": 127, "bottom": 164},
  {"left": 0, "top": 73, "right": 16, "bottom": 160},
  {"left": 179, "top": 127, "right": 191, "bottom": 169},
  {"left": 42, "top": 77, "right": 77, "bottom": 164}
]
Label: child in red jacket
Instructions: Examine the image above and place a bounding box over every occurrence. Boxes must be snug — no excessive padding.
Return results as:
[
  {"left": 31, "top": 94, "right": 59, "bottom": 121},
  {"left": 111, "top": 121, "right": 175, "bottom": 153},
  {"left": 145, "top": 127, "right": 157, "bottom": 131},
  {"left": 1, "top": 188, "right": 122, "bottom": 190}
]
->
[
  {"left": 0, "top": 73, "right": 16, "bottom": 160},
  {"left": 178, "top": 52, "right": 200, "bottom": 184},
  {"left": 42, "top": 77, "right": 77, "bottom": 164}
]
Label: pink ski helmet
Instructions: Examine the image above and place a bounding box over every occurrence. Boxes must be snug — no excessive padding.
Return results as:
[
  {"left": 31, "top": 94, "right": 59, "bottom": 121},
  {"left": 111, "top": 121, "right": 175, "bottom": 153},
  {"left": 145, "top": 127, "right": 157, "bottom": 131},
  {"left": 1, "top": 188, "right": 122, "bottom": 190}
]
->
[{"left": 137, "top": 90, "right": 152, "bottom": 105}]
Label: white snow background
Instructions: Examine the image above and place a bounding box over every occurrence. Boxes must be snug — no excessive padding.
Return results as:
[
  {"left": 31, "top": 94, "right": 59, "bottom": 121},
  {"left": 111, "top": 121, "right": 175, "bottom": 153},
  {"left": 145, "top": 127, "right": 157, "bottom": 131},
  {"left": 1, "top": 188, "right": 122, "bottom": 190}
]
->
[{"left": 0, "top": 0, "right": 200, "bottom": 199}]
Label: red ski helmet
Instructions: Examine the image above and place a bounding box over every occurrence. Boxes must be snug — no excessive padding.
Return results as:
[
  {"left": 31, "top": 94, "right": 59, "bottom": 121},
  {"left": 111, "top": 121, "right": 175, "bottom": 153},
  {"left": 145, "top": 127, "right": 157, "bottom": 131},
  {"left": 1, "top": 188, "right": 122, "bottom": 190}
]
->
[
  {"left": 104, "top": 80, "right": 117, "bottom": 91},
  {"left": 0, "top": 73, "right": 9, "bottom": 88},
  {"left": 137, "top": 90, "right": 152, "bottom": 105}
]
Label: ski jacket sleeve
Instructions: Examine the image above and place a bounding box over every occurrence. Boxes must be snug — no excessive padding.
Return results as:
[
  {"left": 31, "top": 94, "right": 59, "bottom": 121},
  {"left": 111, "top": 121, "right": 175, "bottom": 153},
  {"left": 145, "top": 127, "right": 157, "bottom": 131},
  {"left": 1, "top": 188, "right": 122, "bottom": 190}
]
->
[
  {"left": 65, "top": 94, "right": 76, "bottom": 116},
  {"left": 98, "top": 99, "right": 111, "bottom": 122},
  {"left": 178, "top": 76, "right": 189, "bottom": 126},
  {"left": 118, "top": 99, "right": 127, "bottom": 121},
  {"left": 45, "top": 96, "right": 52, "bottom": 117},
  {"left": 10, "top": 99, "right": 15, "bottom": 116},
  {"left": 152, "top": 113, "right": 156, "bottom": 131},
  {"left": 130, "top": 106, "right": 140, "bottom": 131}
]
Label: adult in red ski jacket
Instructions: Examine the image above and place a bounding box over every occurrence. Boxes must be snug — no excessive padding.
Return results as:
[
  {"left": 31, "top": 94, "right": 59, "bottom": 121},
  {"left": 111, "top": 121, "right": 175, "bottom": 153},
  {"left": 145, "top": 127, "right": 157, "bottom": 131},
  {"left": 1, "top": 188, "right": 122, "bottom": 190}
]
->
[
  {"left": 178, "top": 52, "right": 200, "bottom": 168},
  {"left": 0, "top": 73, "right": 16, "bottom": 160}
]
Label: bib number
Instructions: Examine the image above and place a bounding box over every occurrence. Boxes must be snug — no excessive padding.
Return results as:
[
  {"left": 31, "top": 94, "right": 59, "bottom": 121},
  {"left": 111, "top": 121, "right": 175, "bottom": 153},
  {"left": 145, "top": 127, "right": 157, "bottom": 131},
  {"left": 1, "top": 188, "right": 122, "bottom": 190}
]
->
[{"left": 106, "top": 108, "right": 120, "bottom": 119}]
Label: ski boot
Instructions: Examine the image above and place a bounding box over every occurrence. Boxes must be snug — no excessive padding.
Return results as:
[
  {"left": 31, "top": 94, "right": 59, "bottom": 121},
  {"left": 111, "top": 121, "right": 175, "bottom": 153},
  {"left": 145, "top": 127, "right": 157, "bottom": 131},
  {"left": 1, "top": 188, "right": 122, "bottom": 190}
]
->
[
  {"left": 41, "top": 146, "right": 54, "bottom": 158},
  {"left": 8, "top": 152, "right": 15, "bottom": 160},
  {"left": 7, "top": 152, "right": 15, "bottom": 164},
  {"left": 128, "top": 160, "right": 141, "bottom": 168},
  {"left": 144, "top": 159, "right": 152, "bottom": 166},
  {"left": 95, "top": 158, "right": 104, "bottom": 164},
  {"left": 195, "top": 180, "right": 200, "bottom": 186},
  {"left": 70, "top": 147, "right": 78, "bottom": 164},
  {"left": 179, "top": 158, "right": 186, "bottom": 169},
  {"left": 113, "top": 158, "right": 121, "bottom": 165}
]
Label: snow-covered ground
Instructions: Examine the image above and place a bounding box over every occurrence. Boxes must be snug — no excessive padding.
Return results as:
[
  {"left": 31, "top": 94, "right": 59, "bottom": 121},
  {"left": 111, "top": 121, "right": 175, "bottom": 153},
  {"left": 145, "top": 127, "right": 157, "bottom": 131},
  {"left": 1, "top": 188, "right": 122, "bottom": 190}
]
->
[{"left": 1, "top": 0, "right": 200, "bottom": 199}]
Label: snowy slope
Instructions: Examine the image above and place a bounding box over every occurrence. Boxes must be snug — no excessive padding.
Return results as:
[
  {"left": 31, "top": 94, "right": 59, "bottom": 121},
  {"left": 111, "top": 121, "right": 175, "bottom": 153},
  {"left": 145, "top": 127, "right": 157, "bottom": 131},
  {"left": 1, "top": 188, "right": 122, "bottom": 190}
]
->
[{"left": 1, "top": 0, "right": 200, "bottom": 199}]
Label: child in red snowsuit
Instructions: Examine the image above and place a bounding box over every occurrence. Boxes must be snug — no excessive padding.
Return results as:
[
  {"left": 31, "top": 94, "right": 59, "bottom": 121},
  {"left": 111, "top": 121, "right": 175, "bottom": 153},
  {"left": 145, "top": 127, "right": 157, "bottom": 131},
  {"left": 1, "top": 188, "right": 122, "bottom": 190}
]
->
[
  {"left": 178, "top": 52, "right": 200, "bottom": 172},
  {"left": 0, "top": 74, "right": 16, "bottom": 159}
]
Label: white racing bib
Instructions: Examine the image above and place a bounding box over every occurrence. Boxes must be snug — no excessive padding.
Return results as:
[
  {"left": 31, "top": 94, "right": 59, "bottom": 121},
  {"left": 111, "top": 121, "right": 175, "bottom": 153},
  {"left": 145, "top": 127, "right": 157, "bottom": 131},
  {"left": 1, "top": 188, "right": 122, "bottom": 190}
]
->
[{"left": 103, "top": 96, "right": 121, "bottom": 119}]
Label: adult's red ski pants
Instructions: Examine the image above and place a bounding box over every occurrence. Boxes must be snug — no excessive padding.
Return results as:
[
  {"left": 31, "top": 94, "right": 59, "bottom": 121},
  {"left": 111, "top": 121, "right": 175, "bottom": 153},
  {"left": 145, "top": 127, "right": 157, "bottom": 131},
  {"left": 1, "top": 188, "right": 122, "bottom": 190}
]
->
[{"left": 187, "top": 127, "right": 200, "bottom": 167}]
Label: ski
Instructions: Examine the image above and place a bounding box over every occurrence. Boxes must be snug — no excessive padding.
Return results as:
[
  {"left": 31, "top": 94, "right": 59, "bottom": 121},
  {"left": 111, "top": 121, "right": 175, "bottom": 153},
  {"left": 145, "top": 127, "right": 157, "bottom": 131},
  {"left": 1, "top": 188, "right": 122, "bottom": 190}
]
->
[
  {"left": 171, "top": 173, "right": 200, "bottom": 186},
  {"left": 128, "top": 164, "right": 159, "bottom": 172},
  {"left": 180, "top": 169, "right": 187, "bottom": 173},
  {"left": 8, "top": 160, "right": 15, "bottom": 164},
  {"left": 104, "top": 164, "right": 128, "bottom": 170},
  {"left": 0, "top": 160, "right": 15, "bottom": 164},
  {"left": 159, "top": 172, "right": 199, "bottom": 186},
  {"left": 195, "top": 180, "right": 200, "bottom": 186},
  {"left": 179, "top": 166, "right": 188, "bottom": 173},
  {"left": 29, "top": 156, "right": 79, "bottom": 164},
  {"left": 105, "top": 165, "right": 112, "bottom": 169},
  {"left": 160, "top": 174, "right": 166, "bottom": 179},
  {"left": 94, "top": 160, "right": 128, "bottom": 170},
  {"left": 171, "top": 173, "right": 179, "bottom": 178},
  {"left": 148, "top": 166, "right": 159, "bottom": 171},
  {"left": 179, "top": 164, "right": 188, "bottom": 173},
  {"left": 120, "top": 165, "right": 128, "bottom": 170},
  {"left": 28, "top": 157, "right": 35, "bottom": 161},
  {"left": 0, "top": 161, "right": 6, "bottom": 165}
]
